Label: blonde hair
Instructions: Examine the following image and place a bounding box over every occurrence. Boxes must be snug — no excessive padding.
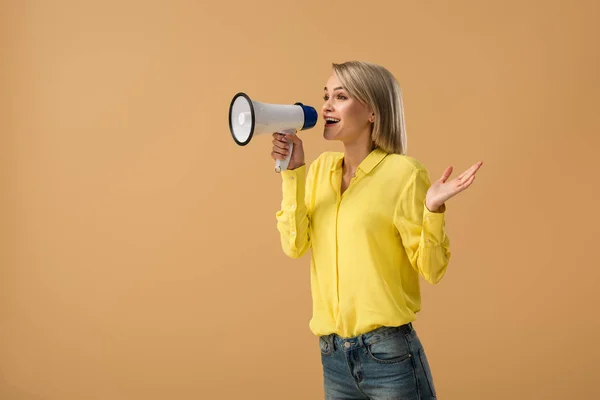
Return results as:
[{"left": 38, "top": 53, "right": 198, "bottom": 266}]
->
[{"left": 331, "top": 61, "right": 407, "bottom": 155}]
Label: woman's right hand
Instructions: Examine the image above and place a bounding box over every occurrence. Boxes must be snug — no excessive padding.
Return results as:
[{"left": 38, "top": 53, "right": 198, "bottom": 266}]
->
[{"left": 271, "top": 132, "right": 305, "bottom": 170}]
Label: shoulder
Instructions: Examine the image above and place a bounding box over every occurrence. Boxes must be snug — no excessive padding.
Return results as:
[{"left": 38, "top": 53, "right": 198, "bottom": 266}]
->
[
  {"left": 308, "top": 151, "right": 343, "bottom": 171},
  {"left": 384, "top": 153, "right": 429, "bottom": 176},
  {"left": 381, "top": 153, "right": 434, "bottom": 194},
  {"left": 314, "top": 151, "right": 344, "bottom": 164}
]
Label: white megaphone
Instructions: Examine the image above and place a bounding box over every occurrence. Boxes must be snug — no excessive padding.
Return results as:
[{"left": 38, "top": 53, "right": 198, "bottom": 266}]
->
[{"left": 228, "top": 92, "right": 318, "bottom": 173}]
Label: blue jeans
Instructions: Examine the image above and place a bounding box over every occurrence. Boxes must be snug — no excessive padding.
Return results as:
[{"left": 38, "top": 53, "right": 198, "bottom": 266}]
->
[{"left": 318, "top": 323, "right": 437, "bottom": 400}]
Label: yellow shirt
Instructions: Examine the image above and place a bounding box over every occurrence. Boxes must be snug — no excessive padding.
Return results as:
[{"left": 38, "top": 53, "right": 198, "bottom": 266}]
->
[{"left": 275, "top": 147, "right": 451, "bottom": 338}]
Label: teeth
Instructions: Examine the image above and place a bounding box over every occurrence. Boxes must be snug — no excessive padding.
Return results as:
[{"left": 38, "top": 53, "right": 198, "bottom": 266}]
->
[{"left": 325, "top": 117, "right": 340, "bottom": 122}]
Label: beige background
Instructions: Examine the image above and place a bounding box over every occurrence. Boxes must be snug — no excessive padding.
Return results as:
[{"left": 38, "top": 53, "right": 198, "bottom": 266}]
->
[{"left": 2, "top": 0, "right": 600, "bottom": 399}]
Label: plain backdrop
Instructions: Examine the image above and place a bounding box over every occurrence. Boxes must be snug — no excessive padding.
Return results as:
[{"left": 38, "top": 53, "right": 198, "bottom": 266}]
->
[{"left": 2, "top": 0, "right": 599, "bottom": 399}]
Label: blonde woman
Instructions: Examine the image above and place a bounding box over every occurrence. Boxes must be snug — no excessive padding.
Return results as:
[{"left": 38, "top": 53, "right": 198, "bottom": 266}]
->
[{"left": 272, "top": 61, "right": 482, "bottom": 400}]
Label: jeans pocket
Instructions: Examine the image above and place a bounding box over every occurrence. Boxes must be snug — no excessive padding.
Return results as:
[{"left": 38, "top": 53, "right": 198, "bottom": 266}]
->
[
  {"left": 418, "top": 347, "right": 436, "bottom": 397},
  {"left": 365, "top": 333, "right": 412, "bottom": 364},
  {"left": 319, "top": 336, "right": 333, "bottom": 356}
]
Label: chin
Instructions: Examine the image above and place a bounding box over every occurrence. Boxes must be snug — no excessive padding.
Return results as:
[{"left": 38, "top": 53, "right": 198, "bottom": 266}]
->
[
  {"left": 323, "top": 131, "right": 338, "bottom": 141},
  {"left": 323, "top": 125, "right": 342, "bottom": 141}
]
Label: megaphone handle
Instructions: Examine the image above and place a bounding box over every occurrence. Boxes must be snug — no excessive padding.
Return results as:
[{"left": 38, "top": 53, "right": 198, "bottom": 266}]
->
[{"left": 275, "top": 129, "right": 296, "bottom": 173}]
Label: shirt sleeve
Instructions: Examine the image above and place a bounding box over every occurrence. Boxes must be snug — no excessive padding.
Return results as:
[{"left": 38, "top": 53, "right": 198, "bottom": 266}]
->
[
  {"left": 275, "top": 162, "right": 314, "bottom": 259},
  {"left": 393, "top": 167, "right": 451, "bottom": 284}
]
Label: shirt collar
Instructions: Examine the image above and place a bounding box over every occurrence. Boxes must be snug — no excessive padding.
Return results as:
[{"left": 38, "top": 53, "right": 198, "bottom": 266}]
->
[{"left": 330, "top": 147, "right": 389, "bottom": 175}]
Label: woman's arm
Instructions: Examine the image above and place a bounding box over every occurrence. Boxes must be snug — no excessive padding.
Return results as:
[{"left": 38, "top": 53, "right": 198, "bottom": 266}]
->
[
  {"left": 275, "top": 162, "right": 314, "bottom": 259},
  {"left": 394, "top": 167, "right": 451, "bottom": 284}
]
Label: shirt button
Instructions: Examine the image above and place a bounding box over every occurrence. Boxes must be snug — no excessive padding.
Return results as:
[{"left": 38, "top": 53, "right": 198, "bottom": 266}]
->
[
  {"left": 291, "top": 205, "right": 296, "bottom": 210},
  {"left": 291, "top": 231, "right": 296, "bottom": 236},
  {"left": 344, "top": 342, "right": 351, "bottom": 349}
]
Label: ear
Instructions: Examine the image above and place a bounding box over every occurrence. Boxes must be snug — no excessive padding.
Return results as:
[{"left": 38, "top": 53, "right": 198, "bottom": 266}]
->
[{"left": 369, "top": 112, "right": 375, "bottom": 123}]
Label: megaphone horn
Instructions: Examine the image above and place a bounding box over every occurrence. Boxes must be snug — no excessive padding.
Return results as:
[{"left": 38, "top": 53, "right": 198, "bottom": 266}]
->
[{"left": 228, "top": 92, "right": 318, "bottom": 173}]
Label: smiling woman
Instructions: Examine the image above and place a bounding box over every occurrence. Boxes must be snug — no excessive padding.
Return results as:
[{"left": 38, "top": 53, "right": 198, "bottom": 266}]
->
[
  {"left": 271, "top": 60, "right": 483, "bottom": 399},
  {"left": 323, "top": 62, "right": 407, "bottom": 157}
]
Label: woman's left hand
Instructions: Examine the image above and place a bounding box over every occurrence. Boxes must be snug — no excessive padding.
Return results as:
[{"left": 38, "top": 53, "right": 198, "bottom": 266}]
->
[{"left": 425, "top": 161, "right": 483, "bottom": 212}]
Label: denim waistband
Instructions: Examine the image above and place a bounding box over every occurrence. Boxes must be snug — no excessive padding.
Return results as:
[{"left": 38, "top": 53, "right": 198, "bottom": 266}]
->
[{"left": 322, "top": 323, "right": 414, "bottom": 352}]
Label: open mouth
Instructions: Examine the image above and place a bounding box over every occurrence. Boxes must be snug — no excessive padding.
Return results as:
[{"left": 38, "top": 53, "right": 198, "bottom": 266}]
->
[{"left": 325, "top": 117, "right": 340, "bottom": 126}]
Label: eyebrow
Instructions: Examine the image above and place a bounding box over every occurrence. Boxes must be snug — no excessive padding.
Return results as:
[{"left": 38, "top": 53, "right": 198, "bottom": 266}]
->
[{"left": 324, "top": 86, "right": 345, "bottom": 91}]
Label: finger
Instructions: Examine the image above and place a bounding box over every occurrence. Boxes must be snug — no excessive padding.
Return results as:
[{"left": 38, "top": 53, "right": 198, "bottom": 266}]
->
[
  {"left": 271, "top": 149, "right": 289, "bottom": 160},
  {"left": 272, "top": 145, "right": 289, "bottom": 156},
  {"left": 459, "top": 161, "right": 483, "bottom": 177},
  {"left": 457, "top": 174, "right": 476, "bottom": 189},
  {"left": 439, "top": 166, "right": 453, "bottom": 183},
  {"left": 458, "top": 161, "right": 483, "bottom": 181},
  {"left": 457, "top": 166, "right": 473, "bottom": 180},
  {"left": 272, "top": 138, "right": 289, "bottom": 151},
  {"left": 272, "top": 132, "right": 288, "bottom": 143},
  {"left": 284, "top": 133, "right": 301, "bottom": 144}
]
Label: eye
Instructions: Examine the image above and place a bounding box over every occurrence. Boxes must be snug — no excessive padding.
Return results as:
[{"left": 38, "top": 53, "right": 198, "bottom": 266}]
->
[{"left": 323, "top": 93, "right": 348, "bottom": 101}]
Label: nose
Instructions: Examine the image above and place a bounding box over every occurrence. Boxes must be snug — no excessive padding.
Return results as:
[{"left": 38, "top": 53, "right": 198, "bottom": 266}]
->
[{"left": 322, "top": 97, "right": 333, "bottom": 113}]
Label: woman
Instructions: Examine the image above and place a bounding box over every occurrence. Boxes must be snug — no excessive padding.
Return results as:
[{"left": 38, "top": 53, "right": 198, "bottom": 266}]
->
[{"left": 272, "top": 61, "right": 482, "bottom": 400}]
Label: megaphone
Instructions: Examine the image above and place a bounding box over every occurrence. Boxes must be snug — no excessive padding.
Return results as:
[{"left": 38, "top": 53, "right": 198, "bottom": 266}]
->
[{"left": 228, "top": 92, "right": 318, "bottom": 172}]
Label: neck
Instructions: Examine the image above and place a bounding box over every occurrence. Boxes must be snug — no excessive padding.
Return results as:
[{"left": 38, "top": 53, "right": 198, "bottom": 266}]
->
[{"left": 342, "top": 137, "right": 374, "bottom": 177}]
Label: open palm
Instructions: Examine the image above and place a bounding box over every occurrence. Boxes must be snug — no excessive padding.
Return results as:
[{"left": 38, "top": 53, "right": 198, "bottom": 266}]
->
[{"left": 426, "top": 161, "right": 483, "bottom": 212}]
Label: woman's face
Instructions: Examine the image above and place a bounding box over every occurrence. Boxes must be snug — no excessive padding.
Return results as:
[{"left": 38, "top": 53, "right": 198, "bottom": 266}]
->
[{"left": 321, "top": 73, "right": 373, "bottom": 144}]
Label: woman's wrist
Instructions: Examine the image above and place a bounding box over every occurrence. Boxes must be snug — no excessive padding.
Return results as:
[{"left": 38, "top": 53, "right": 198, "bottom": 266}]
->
[{"left": 425, "top": 201, "right": 444, "bottom": 213}]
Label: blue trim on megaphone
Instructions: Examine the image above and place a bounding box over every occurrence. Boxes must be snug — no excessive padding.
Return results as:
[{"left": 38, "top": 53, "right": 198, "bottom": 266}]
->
[{"left": 295, "top": 102, "right": 318, "bottom": 131}]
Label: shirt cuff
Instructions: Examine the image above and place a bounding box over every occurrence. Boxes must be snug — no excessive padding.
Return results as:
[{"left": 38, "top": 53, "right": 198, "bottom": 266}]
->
[{"left": 423, "top": 202, "right": 446, "bottom": 246}]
